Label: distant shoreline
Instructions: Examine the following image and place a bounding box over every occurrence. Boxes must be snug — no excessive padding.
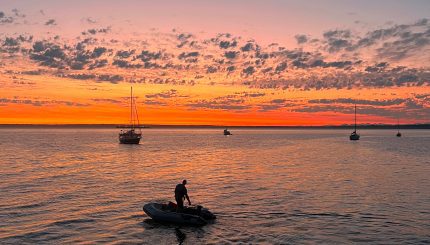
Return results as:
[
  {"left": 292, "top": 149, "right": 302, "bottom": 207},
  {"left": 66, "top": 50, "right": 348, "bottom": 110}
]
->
[{"left": 0, "top": 124, "right": 429, "bottom": 129}]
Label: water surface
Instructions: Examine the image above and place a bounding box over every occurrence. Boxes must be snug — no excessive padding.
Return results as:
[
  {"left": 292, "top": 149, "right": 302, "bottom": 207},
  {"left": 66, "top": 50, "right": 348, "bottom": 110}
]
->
[{"left": 1, "top": 128, "right": 429, "bottom": 244}]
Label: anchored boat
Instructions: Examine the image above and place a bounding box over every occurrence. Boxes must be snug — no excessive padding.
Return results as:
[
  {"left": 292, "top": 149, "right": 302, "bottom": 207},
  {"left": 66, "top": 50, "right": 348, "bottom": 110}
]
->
[
  {"left": 223, "top": 128, "right": 232, "bottom": 135},
  {"left": 350, "top": 104, "right": 360, "bottom": 141},
  {"left": 119, "top": 87, "right": 142, "bottom": 144},
  {"left": 396, "top": 118, "right": 402, "bottom": 137}
]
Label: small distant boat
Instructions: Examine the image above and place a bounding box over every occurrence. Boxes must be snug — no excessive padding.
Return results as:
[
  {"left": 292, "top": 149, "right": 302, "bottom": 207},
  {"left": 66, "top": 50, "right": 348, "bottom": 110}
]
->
[
  {"left": 396, "top": 118, "right": 402, "bottom": 137},
  {"left": 119, "top": 87, "right": 142, "bottom": 144},
  {"left": 143, "top": 202, "right": 216, "bottom": 226},
  {"left": 350, "top": 104, "right": 360, "bottom": 141},
  {"left": 223, "top": 128, "right": 232, "bottom": 135}
]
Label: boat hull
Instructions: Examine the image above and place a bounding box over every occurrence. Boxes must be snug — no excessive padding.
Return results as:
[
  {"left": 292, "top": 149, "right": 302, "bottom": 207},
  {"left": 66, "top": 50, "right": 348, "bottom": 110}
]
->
[
  {"left": 223, "top": 130, "right": 232, "bottom": 135},
  {"left": 143, "top": 203, "right": 215, "bottom": 226},
  {"left": 119, "top": 131, "right": 142, "bottom": 144},
  {"left": 349, "top": 134, "right": 360, "bottom": 140},
  {"left": 119, "top": 137, "right": 141, "bottom": 144}
]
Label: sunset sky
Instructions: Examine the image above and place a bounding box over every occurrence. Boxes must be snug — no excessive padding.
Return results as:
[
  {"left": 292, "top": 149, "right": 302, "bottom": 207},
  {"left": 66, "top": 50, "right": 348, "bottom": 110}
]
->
[{"left": 0, "top": 0, "right": 429, "bottom": 125}]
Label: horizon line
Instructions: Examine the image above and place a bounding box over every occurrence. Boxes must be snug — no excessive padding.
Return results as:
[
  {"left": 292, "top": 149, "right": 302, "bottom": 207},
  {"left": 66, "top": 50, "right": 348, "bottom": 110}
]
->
[{"left": 0, "top": 123, "right": 429, "bottom": 129}]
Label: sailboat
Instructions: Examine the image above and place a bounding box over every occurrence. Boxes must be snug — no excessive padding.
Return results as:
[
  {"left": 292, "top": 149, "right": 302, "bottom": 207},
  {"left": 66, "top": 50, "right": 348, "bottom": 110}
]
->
[
  {"left": 396, "top": 118, "right": 402, "bottom": 137},
  {"left": 119, "top": 87, "right": 142, "bottom": 144},
  {"left": 349, "top": 104, "right": 360, "bottom": 140}
]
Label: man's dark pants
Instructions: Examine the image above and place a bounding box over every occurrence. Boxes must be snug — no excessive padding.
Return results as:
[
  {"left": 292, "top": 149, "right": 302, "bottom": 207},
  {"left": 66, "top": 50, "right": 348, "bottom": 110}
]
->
[{"left": 175, "top": 196, "right": 183, "bottom": 211}]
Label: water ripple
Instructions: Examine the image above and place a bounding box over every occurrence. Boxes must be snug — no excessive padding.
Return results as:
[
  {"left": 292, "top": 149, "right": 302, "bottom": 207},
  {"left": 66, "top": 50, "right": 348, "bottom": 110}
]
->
[{"left": 0, "top": 128, "right": 429, "bottom": 244}]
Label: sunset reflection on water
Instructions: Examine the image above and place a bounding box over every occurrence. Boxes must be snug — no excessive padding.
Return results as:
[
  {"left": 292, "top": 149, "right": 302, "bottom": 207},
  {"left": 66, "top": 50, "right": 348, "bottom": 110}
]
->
[{"left": 1, "top": 128, "right": 429, "bottom": 243}]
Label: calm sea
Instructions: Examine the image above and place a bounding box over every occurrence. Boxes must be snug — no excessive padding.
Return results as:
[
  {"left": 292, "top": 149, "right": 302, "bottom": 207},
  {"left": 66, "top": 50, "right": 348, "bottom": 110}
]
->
[{"left": 0, "top": 128, "right": 429, "bottom": 244}]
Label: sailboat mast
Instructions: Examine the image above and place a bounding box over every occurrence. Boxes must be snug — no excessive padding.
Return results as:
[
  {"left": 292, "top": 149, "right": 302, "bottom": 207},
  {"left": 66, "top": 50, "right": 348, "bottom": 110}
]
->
[
  {"left": 130, "top": 86, "right": 133, "bottom": 129},
  {"left": 354, "top": 104, "right": 357, "bottom": 132}
]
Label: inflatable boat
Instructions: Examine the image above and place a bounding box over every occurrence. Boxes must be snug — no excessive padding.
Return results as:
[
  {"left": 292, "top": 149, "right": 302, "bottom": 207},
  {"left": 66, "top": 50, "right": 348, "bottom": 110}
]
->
[{"left": 143, "top": 202, "right": 216, "bottom": 226}]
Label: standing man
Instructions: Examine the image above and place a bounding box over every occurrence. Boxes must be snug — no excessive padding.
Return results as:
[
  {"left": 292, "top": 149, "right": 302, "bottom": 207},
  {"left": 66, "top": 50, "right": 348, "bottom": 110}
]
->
[{"left": 175, "top": 179, "right": 191, "bottom": 211}]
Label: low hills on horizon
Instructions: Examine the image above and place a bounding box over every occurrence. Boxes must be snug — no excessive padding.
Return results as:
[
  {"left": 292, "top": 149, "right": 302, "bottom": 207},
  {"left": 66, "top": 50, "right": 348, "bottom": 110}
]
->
[{"left": 0, "top": 123, "right": 429, "bottom": 129}]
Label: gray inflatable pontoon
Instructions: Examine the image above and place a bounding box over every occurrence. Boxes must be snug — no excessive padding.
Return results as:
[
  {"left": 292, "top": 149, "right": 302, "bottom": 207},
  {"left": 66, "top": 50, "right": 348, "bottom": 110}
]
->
[{"left": 143, "top": 202, "right": 216, "bottom": 226}]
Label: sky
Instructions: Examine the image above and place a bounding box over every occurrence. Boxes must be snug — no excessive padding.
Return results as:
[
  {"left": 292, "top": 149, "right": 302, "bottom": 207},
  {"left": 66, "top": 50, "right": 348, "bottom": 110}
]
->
[{"left": 0, "top": 0, "right": 429, "bottom": 125}]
